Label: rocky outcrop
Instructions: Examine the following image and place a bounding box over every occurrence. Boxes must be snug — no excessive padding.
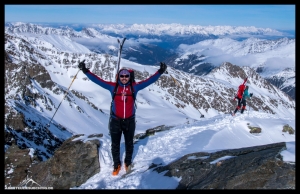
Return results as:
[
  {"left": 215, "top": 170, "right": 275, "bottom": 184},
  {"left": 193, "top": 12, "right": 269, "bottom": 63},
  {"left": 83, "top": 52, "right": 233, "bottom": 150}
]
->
[
  {"left": 5, "top": 134, "right": 102, "bottom": 190},
  {"left": 4, "top": 145, "right": 39, "bottom": 187},
  {"left": 153, "top": 142, "right": 295, "bottom": 189},
  {"left": 29, "top": 134, "right": 101, "bottom": 189}
]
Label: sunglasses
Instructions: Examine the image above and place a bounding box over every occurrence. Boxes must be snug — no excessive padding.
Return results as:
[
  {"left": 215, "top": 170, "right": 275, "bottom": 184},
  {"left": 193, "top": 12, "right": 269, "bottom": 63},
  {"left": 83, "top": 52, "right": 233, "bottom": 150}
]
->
[{"left": 119, "top": 75, "right": 130, "bottom": 78}]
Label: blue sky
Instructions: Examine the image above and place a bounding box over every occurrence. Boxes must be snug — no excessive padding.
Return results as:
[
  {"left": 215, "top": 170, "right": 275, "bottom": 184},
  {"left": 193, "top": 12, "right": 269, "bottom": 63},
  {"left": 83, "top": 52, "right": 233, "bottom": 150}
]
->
[{"left": 5, "top": 5, "right": 295, "bottom": 31}]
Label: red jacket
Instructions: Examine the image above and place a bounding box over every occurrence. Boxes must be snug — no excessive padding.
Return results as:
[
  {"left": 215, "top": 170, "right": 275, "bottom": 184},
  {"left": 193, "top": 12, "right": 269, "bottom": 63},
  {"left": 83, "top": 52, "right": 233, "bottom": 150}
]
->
[
  {"left": 237, "top": 84, "right": 246, "bottom": 99},
  {"left": 84, "top": 70, "right": 162, "bottom": 119},
  {"left": 235, "top": 77, "right": 248, "bottom": 100}
]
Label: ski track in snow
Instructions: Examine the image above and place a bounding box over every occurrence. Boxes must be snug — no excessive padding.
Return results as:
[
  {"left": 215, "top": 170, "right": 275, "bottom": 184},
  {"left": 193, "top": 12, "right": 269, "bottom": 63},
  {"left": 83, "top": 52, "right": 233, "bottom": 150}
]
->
[{"left": 72, "top": 112, "right": 294, "bottom": 189}]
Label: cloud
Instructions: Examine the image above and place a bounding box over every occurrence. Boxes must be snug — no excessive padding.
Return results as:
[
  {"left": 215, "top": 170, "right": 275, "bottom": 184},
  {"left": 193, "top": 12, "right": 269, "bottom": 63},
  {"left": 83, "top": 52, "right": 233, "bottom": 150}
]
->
[
  {"left": 73, "top": 37, "right": 116, "bottom": 51},
  {"left": 205, "top": 52, "right": 257, "bottom": 67},
  {"left": 177, "top": 43, "right": 257, "bottom": 67},
  {"left": 73, "top": 37, "right": 162, "bottom": 52},
  {"left": 264, "top": 57, "right": 294, "bottom": 71}
]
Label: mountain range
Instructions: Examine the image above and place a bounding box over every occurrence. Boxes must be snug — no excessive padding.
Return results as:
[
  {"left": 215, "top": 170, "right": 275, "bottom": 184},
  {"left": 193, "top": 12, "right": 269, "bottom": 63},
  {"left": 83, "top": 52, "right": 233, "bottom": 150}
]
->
[
  {"left": 5, "top": 22, "right": 295, "bottom": 100},
  {"left": 4, "top": 22, "right": 295, "bottom": 162}
]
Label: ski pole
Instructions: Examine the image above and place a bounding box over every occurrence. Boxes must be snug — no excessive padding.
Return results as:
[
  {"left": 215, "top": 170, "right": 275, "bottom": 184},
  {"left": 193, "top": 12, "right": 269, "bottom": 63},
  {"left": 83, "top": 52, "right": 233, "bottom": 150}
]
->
[
  {"left": 248, "top": 98, "right": 251, "bottom": 116},
  {"left": 46, "top": 68, "right": 80, "bottom": 127}
]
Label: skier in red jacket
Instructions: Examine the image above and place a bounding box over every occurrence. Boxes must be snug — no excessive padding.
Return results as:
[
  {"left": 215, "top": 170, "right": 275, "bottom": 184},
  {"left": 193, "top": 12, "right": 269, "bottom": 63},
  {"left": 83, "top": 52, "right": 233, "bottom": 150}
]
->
[
  {"left": 232, "top": 85, "right": 253, "bottom": 116},
  {"left": 78, "top": 61, "right": 167, "bottom": 175}
]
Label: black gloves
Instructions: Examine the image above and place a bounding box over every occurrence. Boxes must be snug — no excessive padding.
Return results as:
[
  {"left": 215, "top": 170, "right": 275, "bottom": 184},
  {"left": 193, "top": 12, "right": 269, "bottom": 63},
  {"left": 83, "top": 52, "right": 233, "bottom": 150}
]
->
[
  {"left": 158, "top": 62, "right": 167, "bottom": 74},
  {"left": 250, "top": 93, "right": 253, "bottom": 97},
  {"left": 78, "top": 60, "right": 89, "bottom": 73}
]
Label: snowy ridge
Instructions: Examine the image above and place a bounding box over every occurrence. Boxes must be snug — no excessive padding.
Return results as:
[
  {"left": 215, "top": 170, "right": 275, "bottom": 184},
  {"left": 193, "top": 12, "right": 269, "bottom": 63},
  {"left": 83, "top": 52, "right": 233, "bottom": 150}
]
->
[{"left": 72, "top": 111, "right": 295, "bottom": 189}]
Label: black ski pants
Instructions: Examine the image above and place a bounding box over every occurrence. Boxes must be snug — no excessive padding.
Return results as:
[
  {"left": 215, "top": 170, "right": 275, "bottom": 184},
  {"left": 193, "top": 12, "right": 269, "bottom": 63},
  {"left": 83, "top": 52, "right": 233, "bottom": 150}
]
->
[
  {"left": 109, "top": 116, "right": 135, "bottom": 168},
  {"left": 234, "top": 98, "right": 247, "bottom": 114}
]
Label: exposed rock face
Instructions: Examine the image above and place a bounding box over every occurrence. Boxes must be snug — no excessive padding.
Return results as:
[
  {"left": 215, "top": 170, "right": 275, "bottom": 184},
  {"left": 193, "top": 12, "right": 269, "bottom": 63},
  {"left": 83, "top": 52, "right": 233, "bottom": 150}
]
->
[
  {"left": 165, "top": 53, "right": 215, "bottom": 76},
  {"left": 4, "top": 145, "right": 39, "bottom": 187},
  {"left": 29, "top": 134, "right": 101, "bottom": 189},
  {"left": 266, "top": 76, "right": 295, "bottom": 100},
  {"left": 153, "top": 142, "right": 295, "bottom": 189},
  {"left": 4, "top": 59, "right": 69, "bottom": 161},
  {"left": 5, "top": 134, "right": 102, "bottom": 190}
]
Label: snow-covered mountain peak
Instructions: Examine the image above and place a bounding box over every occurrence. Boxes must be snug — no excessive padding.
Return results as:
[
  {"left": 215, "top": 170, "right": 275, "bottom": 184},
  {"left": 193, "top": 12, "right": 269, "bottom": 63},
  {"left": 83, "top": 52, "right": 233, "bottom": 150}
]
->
[{"left": 91, "top": 23, "right": 284, "bottom": 37}]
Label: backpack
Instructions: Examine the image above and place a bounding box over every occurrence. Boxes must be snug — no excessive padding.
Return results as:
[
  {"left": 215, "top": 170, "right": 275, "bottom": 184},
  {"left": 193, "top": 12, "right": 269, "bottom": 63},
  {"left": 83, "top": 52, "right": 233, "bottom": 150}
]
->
[
  {"left": 236, "top": 84, "right": 246, "bottom": 99},
  {"left": 234, "top": 77, "right": 248, "bottom": 100}
]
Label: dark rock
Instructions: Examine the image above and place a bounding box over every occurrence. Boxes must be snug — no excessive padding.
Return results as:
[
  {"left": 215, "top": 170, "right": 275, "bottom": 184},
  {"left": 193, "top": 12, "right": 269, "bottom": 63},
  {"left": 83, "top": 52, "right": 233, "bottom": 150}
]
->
[
  {"left": 249, "top": 126, "right": 262, "bottom": 133},
  {"left": 154, "top": 142, "right": 295, "bottom": 189},
  {"left": 4, "top": 144, "right": 36, "bottom": 187},
  {"left": 27, "top": 134, "right": 101, "bottom": 189},
  {"left": 134, "top": 125, "right": 173, "bottom": 141},
  {"left": 282, "top": 124, "right": 295, "bottom": 134}
]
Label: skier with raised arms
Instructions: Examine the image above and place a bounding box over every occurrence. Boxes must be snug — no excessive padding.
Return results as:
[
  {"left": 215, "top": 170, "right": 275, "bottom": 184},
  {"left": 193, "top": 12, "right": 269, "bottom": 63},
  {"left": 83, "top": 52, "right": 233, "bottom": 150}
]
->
[{"left": 78, "top": 61, "right": 167, "bottom": 175}]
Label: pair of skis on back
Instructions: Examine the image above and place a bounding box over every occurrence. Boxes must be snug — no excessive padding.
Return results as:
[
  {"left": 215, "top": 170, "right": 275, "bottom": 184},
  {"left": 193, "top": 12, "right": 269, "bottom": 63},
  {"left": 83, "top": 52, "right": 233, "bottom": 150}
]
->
[{"left": 115, "top": 38, "right": 126, "bottom": 79}]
